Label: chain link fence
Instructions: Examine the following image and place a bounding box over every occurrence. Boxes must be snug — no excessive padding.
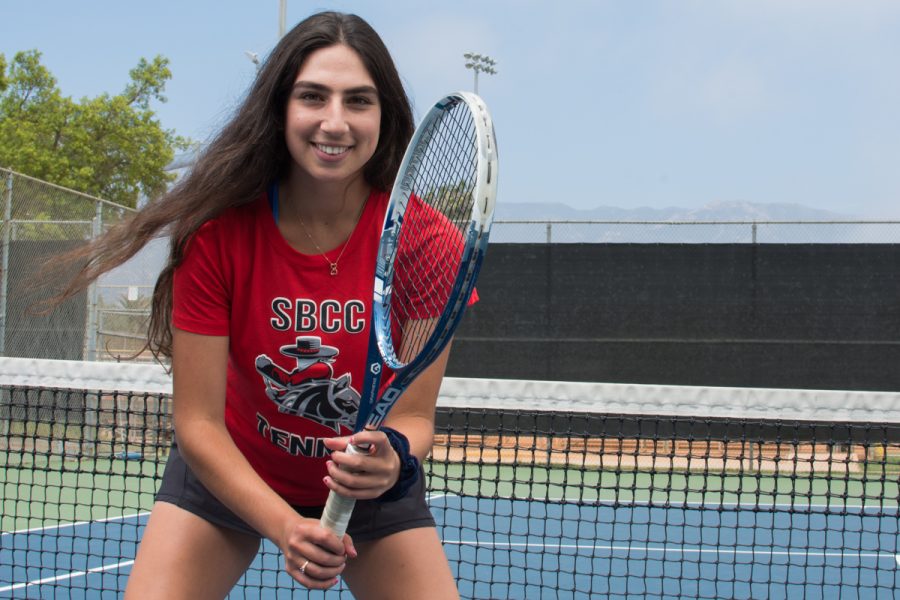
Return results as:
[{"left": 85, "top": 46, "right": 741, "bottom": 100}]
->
[
  {"left": 0, "top": 168, "right": 157, "bottom": 362},
  {"left": 491, "top": 220, "right": 900, "bottom": 244},
  {"left": 1, "top": 168, "right": 897, "bottom": 362}
]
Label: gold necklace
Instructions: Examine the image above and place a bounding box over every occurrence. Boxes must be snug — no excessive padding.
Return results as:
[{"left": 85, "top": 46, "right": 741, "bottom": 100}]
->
[{"left": 293, "top": 198, "right": 367, "bottom": 276}]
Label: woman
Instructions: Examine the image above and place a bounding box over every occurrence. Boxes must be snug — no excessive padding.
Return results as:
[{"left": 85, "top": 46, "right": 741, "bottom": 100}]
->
[{"left": 58, "top": 11, "right": 459, "bottom": 599}]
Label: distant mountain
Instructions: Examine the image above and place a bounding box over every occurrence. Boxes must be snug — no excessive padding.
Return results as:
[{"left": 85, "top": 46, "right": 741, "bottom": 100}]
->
[
  {"left": 494, "top": 200, "right": 854, "bottom": 222},
  {"left": 490, "top": 201, "right": 890, "bottom": 244}
]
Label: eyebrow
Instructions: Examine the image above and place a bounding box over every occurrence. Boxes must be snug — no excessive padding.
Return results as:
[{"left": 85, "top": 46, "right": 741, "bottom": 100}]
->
[{"left": 292, "top": 81, "right": 378, "bottom": 96}]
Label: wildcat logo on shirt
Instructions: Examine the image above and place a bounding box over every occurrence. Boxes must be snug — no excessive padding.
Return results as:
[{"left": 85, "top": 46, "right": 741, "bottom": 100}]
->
[{"left": 255, "top": 336, "right": 360, "bottom": 447}]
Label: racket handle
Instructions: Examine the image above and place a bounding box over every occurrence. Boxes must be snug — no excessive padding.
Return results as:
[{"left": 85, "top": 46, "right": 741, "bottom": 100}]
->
[{"left": 319, "top": 442, "right": 364, "bottom": 537}]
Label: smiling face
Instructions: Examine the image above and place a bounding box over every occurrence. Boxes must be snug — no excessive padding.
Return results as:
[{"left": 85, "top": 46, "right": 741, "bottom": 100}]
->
[{"left": 283, "top": 44, "right": 382, "bottom": 190}]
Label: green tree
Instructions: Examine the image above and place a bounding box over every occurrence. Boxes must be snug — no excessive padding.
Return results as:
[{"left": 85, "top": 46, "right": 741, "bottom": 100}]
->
[
  {"left": 423, "top": 179, "right": 475, "bottom": 227},
  {"left": 0, "top": 50, "right": 190, "bottom": 207}
]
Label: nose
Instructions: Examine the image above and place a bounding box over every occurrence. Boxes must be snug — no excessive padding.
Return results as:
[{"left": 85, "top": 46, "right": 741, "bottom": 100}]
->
[{"left": 320, "top": 99, "right": 350, "bottom": 135}]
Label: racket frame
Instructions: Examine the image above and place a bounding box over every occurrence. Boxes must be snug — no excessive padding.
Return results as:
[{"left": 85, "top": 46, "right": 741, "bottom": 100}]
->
[
  {"left": 355, "top": 91, "right": 498, "bottom": 430},
  {"left": 320, "top": 92, "right": 497, "bottom": 537}
]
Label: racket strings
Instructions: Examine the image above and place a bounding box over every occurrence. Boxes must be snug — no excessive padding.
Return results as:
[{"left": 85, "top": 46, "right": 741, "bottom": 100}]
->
[
  {"left": 391, "top": 101, "right": 479, "bottom": 363},
  {"left": 399, "top": 108, "right": 475, "bottom": 309}
]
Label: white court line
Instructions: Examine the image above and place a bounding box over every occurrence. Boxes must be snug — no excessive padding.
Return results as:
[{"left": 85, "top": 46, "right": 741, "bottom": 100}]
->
[
  {"left": 1, "top": 512, "right": 148, "bottom": 592},
  {"left": 433, "top": 493, "right": 900, "bottom": 567},
  {"left": 1, "top": 511, "right": 150, "bottom": 537},
  {"left": 427, "top": 493, "right": 899, "bottom": 513},
  {"left": 441, "top": 540, "right": 898, "bottom": 562},
  {"left": 0, "top": 560, "right": 134, "bottom": 593}
]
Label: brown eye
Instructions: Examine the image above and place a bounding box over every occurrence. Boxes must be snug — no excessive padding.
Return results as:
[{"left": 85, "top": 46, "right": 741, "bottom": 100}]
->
[
  {"left": 347, "top": 95, "right": 377, "bottom": 109},
  {"left": 299, "top": 92, "right": 324, "bottom": 103}
]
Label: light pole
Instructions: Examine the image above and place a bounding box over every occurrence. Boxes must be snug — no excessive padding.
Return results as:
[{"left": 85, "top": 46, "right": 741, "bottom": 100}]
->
[
  {"left": 245, "top": 51, "right": 260, "bottom": 71},
  {"left": 464, "top": 52, "right": 497, "bottom": 95},
  {"left": 247, "top": 1, "right": 286, "bottom": 71}
]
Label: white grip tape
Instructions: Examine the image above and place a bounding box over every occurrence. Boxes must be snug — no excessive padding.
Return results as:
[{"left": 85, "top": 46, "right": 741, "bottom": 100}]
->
[{"left": 319, "top": 443, "right": 364, "bottom": 537}]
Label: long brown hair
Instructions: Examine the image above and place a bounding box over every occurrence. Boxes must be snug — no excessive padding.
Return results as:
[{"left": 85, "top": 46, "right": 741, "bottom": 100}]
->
[{"left": 53, "top": 12, "right": 414, "bottom": 360}]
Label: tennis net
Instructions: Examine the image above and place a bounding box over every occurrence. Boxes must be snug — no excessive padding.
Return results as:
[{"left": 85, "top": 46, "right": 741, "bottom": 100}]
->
[{"left": 1, "top": 358, "right": 898, "bottom": 598}]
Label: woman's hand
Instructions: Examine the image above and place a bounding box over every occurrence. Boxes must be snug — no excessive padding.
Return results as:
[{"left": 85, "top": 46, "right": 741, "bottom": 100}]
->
[
  {"left": 322, "top": 430, "right": 401, "bottom": 499},
  {"left": 279, "top": 515, "right": 357, "bottom": 589}
]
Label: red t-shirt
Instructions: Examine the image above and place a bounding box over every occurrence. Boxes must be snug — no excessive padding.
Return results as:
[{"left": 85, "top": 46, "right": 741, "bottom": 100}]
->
[{"left": 172, "top": 188, "right": 474, "bottom": 505}]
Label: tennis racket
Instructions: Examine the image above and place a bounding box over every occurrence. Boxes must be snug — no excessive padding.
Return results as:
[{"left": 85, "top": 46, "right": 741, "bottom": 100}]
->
[{"left": 320, "top": 91, "right": 498, "bottom": 536}]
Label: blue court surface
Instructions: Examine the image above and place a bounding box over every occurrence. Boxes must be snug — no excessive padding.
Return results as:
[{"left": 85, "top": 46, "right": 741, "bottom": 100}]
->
[{"left": 2, "top": 494, "right": 898, "bottom": 599}]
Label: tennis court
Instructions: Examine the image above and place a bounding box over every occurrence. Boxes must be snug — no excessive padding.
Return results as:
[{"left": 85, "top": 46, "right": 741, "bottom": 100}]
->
[
  {"left": 3, "top": 494, "right": 898, "bottom": 599},
  {"left": 5, "top": 495, "right": 899, "bottom": 599},
  {"left": 2, "top": 361, "right": 899, "bottom": 598}
]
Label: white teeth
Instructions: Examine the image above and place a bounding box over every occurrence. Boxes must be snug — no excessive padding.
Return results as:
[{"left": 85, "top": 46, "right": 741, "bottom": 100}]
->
[{"left": 316, "top": 144, "right": 348, "bottom": 155}]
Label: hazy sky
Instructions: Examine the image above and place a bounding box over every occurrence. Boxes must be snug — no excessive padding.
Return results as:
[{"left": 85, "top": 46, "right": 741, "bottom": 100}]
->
[{"left": 4, "top": 1, "right": 900, "bottom": 217}]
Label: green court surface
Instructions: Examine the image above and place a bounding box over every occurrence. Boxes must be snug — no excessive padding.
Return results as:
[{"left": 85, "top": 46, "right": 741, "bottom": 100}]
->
[
  {"left": 1, "top": 453, "right": 164, "bottom": 531},
  {"left": 429, "top": 462, "right": 900, "bottom": 509}
]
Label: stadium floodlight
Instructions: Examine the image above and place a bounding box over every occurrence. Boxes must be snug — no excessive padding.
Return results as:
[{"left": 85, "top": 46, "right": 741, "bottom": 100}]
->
[{"left": 463, "top": 52, "right": 497, "bottom": 95}]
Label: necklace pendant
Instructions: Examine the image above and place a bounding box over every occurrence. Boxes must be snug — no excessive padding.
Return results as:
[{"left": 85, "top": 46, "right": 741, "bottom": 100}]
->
[{"left": 330, "top": 263, "right": 338, "bottom": 276}]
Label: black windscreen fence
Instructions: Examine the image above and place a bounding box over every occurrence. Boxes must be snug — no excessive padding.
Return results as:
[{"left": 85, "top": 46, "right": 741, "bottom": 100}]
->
[{"left": 448, "top": 244, "right": 900, "bottom": 391}]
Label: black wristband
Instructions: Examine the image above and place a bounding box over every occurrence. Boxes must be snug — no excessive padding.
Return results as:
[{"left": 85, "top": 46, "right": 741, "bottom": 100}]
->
[{"left": 376, "top": 426, "right": 420, "bottom": 502}]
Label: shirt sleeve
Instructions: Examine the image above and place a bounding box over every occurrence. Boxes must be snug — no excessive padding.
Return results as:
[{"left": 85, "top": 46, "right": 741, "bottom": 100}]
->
[
  {"left": 172, "top": 220, "right": 232, "bottom": 336},
  {"left": 392, "top": 197, "right": 479, "bottom": 322}
]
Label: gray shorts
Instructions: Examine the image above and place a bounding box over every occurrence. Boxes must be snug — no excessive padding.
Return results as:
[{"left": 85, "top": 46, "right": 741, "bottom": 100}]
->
[{"left": 155, "top": 442, "right": 435, "bottom": 542}]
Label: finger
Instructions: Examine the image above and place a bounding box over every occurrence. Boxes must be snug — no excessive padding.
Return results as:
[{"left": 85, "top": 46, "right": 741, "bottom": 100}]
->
[
  {"left": 283, "top": 543, "right": 347, "bottom": 587},
  {"left": 342, "top": 532, "right": 358, "bottom": 559},
  {"left": 321, "top": 435, "right": 351, "bottom": 452},
  {"left": 327, "top": 448, "right": 371, "bottom": 474},
  {"left": 298, "top": 540, "right": 351, "bottom": 568},
  {"left": 325, "top": 456, "right": 392, "bottom": 486},
  {"left": 328, "top": 436, "right": 398, "bottom": 475},
  {"left": 324, "top": 466, "right": 393, "bottom": 500},
  {"left": 286, "top": 552, "right": 344, "bottom": 575},
  {"left": 284, "top": 520, "right": 346, "bottom": 558},
  {"left": 286, "top": 557, "right": 341, "bottom": 590},
  {"left": 323, "top": 471, "right": 372, "bottom": 498},
  {"left": 323, "top": 461, "right": 365, "bottom": 491},
  {"left": 328, "top": 436, "right": 390, "bottom": 471},
  {"left": 347, "top": 431, "right": 387, "bottom": 452}
]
